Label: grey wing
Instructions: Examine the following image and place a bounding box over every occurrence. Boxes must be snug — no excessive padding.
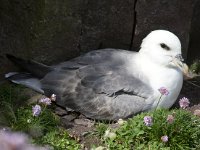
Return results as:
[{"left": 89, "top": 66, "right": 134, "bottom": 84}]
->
[
  {"left": 41, "top": 50, "right": 154, "bottom": 120},
  {"left": 53, "top": 48, "right": 135, "bottom": 69},
  {"left": 80, "top": 67, "right": 152, "bottom": 98}
]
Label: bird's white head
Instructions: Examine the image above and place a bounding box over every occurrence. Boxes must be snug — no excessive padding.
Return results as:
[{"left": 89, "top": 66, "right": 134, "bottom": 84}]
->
[{"left": 139, "top": 30, "right": 185, "bottom": 72}]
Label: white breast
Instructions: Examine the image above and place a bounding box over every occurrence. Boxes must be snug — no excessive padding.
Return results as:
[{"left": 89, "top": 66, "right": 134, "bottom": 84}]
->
[
  {"left": 131, "top": 54, "right": 183, "bottom": 109},
  {"left": 148, "top": 66, "right": 183, "bottom": 108}
]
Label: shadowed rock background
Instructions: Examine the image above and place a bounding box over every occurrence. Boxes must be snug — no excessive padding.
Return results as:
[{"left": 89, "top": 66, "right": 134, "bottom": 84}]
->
[
  {"left": 0, "top": 0, "right": 199, "bottom": 75},
  {"left": 0, "top": 0, "right": 199, "bottom": 82}
]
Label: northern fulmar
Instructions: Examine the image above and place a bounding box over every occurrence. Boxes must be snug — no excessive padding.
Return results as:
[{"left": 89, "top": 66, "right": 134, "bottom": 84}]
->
[{"left": 5, "top": 30, "right": 189, "bottom": 120}]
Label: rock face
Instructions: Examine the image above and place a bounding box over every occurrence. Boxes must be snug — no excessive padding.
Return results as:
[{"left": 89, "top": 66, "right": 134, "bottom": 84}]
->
[
  {"left": 0, "top": 0, "right": 198, "bottom": 79},
  {"left": 0, "top": 0, "right": 136, "bottom": 79},
  {"left": 79, "top": 0, "right": 135, "bottom": 52},
  {"left": 0, "top": 0, "right": 83, "bottom": 64},
  {"left": 187, "top": 0, "right": 200, "bottom": 64}
]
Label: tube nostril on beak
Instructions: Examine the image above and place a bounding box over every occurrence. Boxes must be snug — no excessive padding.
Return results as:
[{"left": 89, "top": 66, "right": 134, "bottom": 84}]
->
[{"left": 175, "top": 54, "right": 184, "bottom": 62}]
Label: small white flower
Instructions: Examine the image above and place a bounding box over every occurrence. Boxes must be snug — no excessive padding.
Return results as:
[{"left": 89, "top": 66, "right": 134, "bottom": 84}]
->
[
  {"left": 117, "top": 118, "right": 126, "bottom": 125},
  {"left": 104, "top": 129, "right": 110, "bottom": 138},
  {"left": 93, "top": 146, "right": 107, "bottom": 150},
  {"left": 104, "top": 129, "right": 116, "bottom": 140},
  {"left": 51, "top": 94, "right": 56, "bottom": 101},
  {"left": 27, "top": 119, "right": 31, "bottom": 123}
]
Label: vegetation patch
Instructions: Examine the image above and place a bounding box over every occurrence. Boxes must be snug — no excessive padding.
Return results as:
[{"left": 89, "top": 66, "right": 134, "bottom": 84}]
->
[
  {"left": 0, "top": 84, "right": 81, "bottom": 150},
  {"left": 101, "top": 109, "right": 200, "bottom": 150}
]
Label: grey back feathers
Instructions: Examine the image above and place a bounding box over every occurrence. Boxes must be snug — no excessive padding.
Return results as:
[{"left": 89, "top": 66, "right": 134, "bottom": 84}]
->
[{"left": 6, "top": 49, "right": 154, "bottom": 120}]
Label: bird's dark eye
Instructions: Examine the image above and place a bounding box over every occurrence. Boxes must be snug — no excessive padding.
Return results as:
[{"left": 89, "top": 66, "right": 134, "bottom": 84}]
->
[{"left": 160, "top": 43, "right": 170, "bottom": 51}]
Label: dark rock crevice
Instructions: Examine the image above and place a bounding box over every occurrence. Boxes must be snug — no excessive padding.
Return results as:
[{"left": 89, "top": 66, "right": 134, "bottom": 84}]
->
[{"left": 129, "top": 0, "right": 138, "bottom": 50}]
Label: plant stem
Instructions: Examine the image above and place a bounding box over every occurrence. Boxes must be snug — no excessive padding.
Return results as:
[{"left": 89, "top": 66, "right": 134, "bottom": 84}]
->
[{"left": 155, "top": 95, "right": 163, "bottom": 110}]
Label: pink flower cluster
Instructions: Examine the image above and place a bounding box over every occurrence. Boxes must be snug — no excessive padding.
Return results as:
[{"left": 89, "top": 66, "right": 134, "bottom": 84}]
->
[
  {"left": 167, "top": 114, "right": 174, "bottom": 124},
  {"left": 143, "top": 115, "right": 170, "bottom": 143},
  {"left": 158, "top": 87, "right": 169, "bottom": 96},
  {"left": 32, "top": 105, "right": 41, "bottom": 117},
  {"left": 179, "top": 97, "right": 190, "bottom": 109},
  {"left": 0, "top": 131, "right": 48, "bottom": 150},
  {"left": 32, "top": 94, "right": 56, "bottom": 117},
  {"left": 143, "top": 116, "right": 153, "bottom": 126},
  {"left": 142, "top": 91, "right": 191, "bottom": 144},
  {"left": 39, "top": 97, "right": 52, "bottom": 105},
  {"left": 161, "top": 135, "right": 168, "bottom": 143}
]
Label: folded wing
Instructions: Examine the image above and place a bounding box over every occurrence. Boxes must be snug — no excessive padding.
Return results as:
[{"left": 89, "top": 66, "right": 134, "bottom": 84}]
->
[{"left": 41, "top": 49, "right": 154, "bottom": 120}]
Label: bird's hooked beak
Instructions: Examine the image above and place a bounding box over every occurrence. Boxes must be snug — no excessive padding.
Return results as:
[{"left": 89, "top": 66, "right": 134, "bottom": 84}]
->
[{"left": 170, "top": 54, "right": 189, "bottom": 76}]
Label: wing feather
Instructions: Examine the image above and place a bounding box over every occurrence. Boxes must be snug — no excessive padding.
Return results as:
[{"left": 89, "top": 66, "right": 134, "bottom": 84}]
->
[{"left": 41, "top": 49, "right": 154, "bottom": 120}]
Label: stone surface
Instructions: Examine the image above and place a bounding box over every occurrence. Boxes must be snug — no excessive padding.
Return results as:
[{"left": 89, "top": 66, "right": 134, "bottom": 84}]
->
[
  {"left": 187, "top": 0, "right": 200, "bottom": 64},
  {"left": 181, "top": 78, "right": 200, "bottom": 105},
  {"left": 74, "top": 119, "right": 94, "bottom": 127},
  {"left": 0, "top": 0, "right": 82, "bottom": 62},
  {"left": 132, "top": 0, "right": 195, "bottom": 59},
  {"left": 62, "top": 113, "right": 78, "bottom": 122},
  {"left": 0, "top": 0, "right": 83, "bottom": 80},
  {"left": 79, "top": 0, "right": 135, "bottom": 52},
  {"left": 0, "top": 0, "right": 135, "bottom": 79},
  {"left": 54, "top": 107, "right": 68, "bottom": 116},
  {"left": 60, "top": 113, "right": 78, "bottom": 128}
]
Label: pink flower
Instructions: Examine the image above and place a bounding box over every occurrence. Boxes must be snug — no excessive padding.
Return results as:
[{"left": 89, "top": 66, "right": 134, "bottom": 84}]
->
[
  {"left": 167, "top": 115, "right": 174, "bottom": 124},
  {"left": 179, "top": 97, "right": 190, "bottom": 109},
  {"left": 161, "top": 135, "right": 168, "bottom": 143},
  {"left": 32, "top": 105, "right": 41, "bottom": 117},
  {"left": 39, "top": 97, "right": 52, "bottom": 105},
  {"left": 144, "top": 116, "right": 153, "bottom": 126},
  {"left": 0, "top": 131, "right": 48, "bottom": 150},
  {"left": 158, "top": 87, "right": 169, "bottom": 95},
  {"left": 0, "top": 132, "right": 28, "bottom": 148}
]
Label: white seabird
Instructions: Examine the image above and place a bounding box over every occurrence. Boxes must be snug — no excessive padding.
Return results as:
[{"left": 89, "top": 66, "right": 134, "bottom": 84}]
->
[{"left": 5, "top": 30, "right": 188, "bottom": 120}]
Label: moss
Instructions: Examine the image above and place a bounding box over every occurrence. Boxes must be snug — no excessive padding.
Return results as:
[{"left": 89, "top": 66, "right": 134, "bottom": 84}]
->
[
  {"left": 190, "top": 59, "right": 200, "bottom": 74},
  {"left": 12, "top": 105, "right": 60, "bottom": 137},
  {"left": 0, "top": 83, "right": 29, "bottom": 126},
  {"left": 102, "top": 109, "right": 200, "bottom": 149},
  {"left": 32, "top": 128, "right": 82, "bottom": 150}
]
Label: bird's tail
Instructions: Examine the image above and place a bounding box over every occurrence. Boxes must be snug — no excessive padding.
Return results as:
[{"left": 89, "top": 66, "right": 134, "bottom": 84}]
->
[
  {"left": 5, "top": 54, "right": 53, "bottom": 93},
  {"left": 6, "top": 54, "right": 52, "bottom": 78}
]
